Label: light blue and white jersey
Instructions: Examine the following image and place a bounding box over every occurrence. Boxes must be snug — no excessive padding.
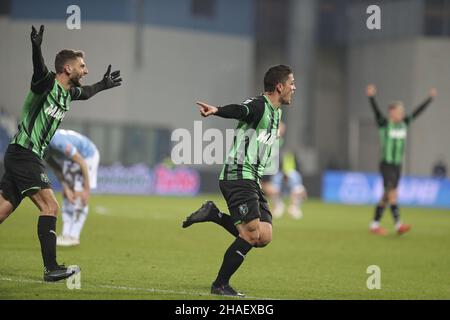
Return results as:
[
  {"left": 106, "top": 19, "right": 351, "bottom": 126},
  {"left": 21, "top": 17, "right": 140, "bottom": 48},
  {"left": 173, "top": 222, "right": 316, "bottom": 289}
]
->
[{"left": 49, "top": 129, "right": 97, "bottom": 159}]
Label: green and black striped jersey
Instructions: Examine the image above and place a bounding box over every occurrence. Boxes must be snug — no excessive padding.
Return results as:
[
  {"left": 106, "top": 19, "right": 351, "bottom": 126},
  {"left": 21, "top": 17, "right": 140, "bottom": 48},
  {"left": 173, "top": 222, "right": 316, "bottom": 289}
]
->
[
  {"left": 11, "top": 32, "right": 117, "bottom": 159},
  {"left": 378, "top": 121, "right": 408, "bottom": 165},
  {"left": 11, "top": 71, "right": 83, "bottom": 159},
  {"left": 369, "top": 96, "right": 433, "bottom": 166},
  {"left": 218, "top": 95, "right": 282, "bottom": 182}
]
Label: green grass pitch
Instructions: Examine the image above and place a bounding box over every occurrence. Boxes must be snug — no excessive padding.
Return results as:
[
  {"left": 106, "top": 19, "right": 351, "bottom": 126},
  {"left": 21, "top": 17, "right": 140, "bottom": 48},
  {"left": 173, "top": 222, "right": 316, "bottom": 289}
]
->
[{"left": 1, "top": 194, "right": 449, "bottom": 299}]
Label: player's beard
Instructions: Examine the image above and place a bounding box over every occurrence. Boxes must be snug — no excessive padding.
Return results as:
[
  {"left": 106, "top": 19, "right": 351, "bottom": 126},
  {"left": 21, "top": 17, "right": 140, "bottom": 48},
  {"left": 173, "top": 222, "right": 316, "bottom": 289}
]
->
[
  {"left": 69, "top": 72, "right": 83, "bottom": 87},
  {"left": 280, "top": 93, "right": 292, "bottom": 105}
]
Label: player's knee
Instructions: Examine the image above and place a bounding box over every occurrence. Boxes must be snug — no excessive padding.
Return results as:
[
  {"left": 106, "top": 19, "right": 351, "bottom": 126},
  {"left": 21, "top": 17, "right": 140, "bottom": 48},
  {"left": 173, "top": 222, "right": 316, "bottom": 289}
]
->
[
  {"left": 291, "top": 190, "right": 302, "bottom": 197},
  {"left": 387, "top": 191, "right": 397, "bottom": 203},
  {"left": 0, "top": 213, "right": 13, "bottom": 224},
  {"left": 381, "top": 191, "right": 390, "bottom": 203},
  {"left": 256, "top": 236, "right": 272, "bottom": 248},
  {"left": 239, "top": 228, "right": 260, "bottom": 246},
  {"left": 244, "top": 232, "right": 260, "bottom": 245},
  {"left": 256, "top": 241, "right": 270, "bottom": 248},
  {"left": 237, "top": 218, "right": 261, "bottom": 245},
  {"left": 256, "top": 228, "right": 272, "bottom": 247},
  {"left": 47, "top": 200, "right": 60, "bottom": 217},
  {"left": 0, "top": 210, "right": 9, "bottom": 224},
  {"left": 0, "top": 203, "right": 14, "bottom": 224}
]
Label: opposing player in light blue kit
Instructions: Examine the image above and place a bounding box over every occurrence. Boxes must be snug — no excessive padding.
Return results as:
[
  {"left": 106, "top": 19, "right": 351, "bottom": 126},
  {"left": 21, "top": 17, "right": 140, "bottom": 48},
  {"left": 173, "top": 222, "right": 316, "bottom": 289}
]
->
[
  {"left": 45, "top": 129, "right": 99, "bottom": 246},
  {"left": 262, "top": 123, "right": 307, "bottom": 219}
]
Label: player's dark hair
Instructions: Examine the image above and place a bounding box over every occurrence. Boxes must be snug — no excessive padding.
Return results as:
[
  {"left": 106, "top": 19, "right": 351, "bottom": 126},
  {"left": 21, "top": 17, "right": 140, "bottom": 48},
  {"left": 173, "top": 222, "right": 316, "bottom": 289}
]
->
[
  {"left": 55, "top": 49, "right": 85, "bottom": 74},
  {"left": 264, "top": 64, "right": 293, "bottom": 92}
]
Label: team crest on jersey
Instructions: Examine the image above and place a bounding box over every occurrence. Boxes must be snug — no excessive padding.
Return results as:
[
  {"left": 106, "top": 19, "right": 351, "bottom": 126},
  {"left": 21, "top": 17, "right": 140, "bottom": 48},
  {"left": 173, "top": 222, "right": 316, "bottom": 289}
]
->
[
  {"left": 40, "top": 173, "right": 50, "bottom": 183},
  {"left": 238, "top": 204, "right": 249, "bottom": 216}
]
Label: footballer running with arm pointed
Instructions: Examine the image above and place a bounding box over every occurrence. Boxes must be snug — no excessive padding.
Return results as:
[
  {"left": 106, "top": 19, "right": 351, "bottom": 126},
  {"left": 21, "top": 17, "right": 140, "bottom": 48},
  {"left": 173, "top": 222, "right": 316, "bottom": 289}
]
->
[
  {"left": 366, "top": 84, "right": 437, "bottom": 236},
  {"left": 182, "top": 65, "right": 296, "bottom": 297},
  {"left": 0, "top": 25, "right": 122, "bottom": 282}
]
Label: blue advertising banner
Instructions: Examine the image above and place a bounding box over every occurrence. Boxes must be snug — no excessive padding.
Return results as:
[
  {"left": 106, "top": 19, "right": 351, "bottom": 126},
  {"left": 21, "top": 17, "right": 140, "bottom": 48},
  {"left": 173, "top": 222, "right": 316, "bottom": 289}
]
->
[{"left": 322, "top": 170, "right": 450, "bottom": 209}]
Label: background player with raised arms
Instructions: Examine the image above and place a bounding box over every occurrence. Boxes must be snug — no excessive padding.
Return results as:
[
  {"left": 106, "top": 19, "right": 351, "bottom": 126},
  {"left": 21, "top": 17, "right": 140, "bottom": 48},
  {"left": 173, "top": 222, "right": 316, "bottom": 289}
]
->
[{"left": 366, "top": 84, "right": 437, "bottom": 235}]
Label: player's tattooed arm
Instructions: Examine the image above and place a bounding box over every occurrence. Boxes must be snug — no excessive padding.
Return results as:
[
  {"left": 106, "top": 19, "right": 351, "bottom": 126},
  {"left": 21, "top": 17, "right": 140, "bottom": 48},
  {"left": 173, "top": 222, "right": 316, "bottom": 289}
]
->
[
  {"left": 71, "top": 64, "right": 122, "bottom": 100},
  {"left": 31, "top": 25, "right": 49, "bottom": 84}
]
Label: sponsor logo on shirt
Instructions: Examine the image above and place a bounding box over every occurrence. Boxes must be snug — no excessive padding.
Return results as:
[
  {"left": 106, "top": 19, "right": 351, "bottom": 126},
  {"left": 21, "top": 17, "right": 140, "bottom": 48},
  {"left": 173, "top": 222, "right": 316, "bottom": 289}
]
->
[
  {"left": 257, "top": 131, "right": 277, "bottom": 145},
  {"left": 45, "top": 104, "right": 66, "bottom": 121},
  {"left": 389, "top": 128, "right": 407, "bottom": 139}
]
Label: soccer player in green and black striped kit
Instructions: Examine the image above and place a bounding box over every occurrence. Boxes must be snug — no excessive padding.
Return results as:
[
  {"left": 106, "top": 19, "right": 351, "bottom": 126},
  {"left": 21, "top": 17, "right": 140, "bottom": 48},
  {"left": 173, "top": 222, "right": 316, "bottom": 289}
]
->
[
  {"left": 366, "top": 84, "right": 437, "bottom": 235},
  {"left": 0, "top": 25, "right": 122, "bottom": 281},
  {"left": 182, "top": 65, "right": 295, "bottom": 296}
]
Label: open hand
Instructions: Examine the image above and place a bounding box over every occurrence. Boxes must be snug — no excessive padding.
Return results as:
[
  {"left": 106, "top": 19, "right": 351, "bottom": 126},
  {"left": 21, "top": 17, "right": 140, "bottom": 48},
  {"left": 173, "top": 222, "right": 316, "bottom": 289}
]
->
[
  {"left": 102, "top": 64, "right": 122, "bottom": 89},
  {"left": 366, "top": 84, "right": 376, "bottom": 97},
  {"left": 429, "top": 88, "right": 437, "bottom": 98}
]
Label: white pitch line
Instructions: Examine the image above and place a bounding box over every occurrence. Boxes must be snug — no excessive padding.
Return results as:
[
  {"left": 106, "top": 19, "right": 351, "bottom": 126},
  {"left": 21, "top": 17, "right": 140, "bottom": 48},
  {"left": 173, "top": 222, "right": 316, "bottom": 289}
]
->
[{"left": 0, "top": 277, "right": 279, "bottom": 300}]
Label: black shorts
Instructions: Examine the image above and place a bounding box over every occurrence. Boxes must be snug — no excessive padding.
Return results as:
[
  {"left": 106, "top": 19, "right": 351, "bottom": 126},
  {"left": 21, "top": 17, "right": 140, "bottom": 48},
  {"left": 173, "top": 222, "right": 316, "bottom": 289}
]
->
[
  {"left": 380, "top": 161, "right": 401, "bottom": 190},
  {"left": 219, "top": 179, "right": 272, "bottom": 226},
  {"left": 0, "top": 144, "right": 51, "bottom": 210}
]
